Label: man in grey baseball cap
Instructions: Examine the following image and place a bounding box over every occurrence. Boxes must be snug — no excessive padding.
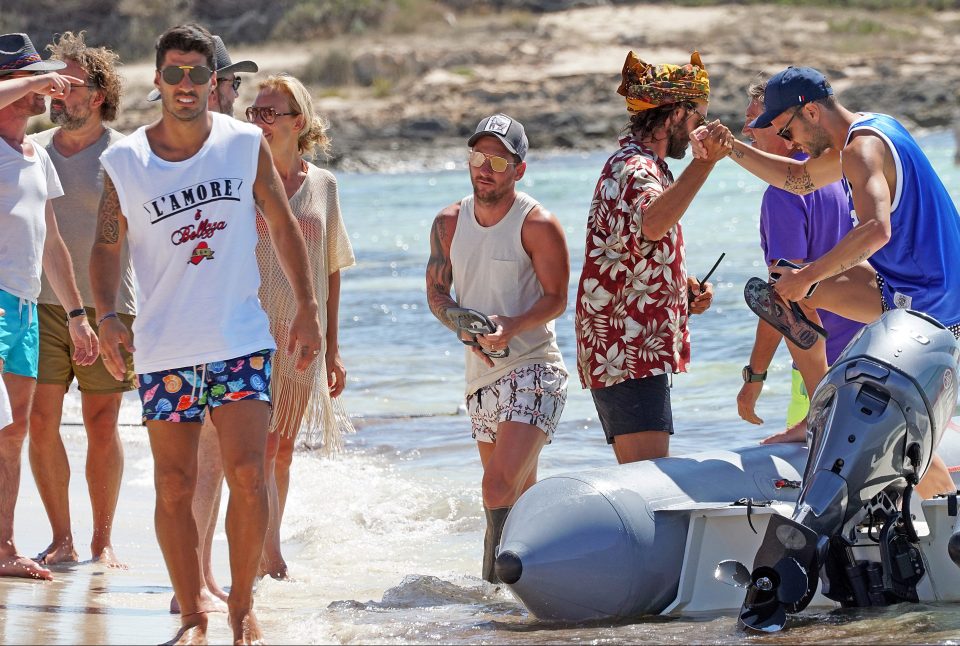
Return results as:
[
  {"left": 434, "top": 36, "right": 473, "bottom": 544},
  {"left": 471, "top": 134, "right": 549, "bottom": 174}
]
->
[
  {"left": 468, "top": 113, "right": 528, "bottom": 161},
  {"left": 428, "top": 112, "right": 570, "bottom": 583},
  {"left": 147, "top": 34, "right": 257, "bottom": 116}
]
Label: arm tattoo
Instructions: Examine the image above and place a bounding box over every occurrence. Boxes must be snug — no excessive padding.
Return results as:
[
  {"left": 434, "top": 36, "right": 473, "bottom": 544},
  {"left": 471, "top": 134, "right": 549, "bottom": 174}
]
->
[
  {"left": 730, "top": 147, "right": 744, "bottom": 159},
  {"left": 426, "top": 214, "right": 457, "bottom": 331},
  {"left": 96, "top": 175, "right": 121, "bottom": 244},
  {"left": 784, "top": 164, "right": 816, "bottom": 195},
  {"left": 837, "top": 249, "right": 872, "bottom": 275}
]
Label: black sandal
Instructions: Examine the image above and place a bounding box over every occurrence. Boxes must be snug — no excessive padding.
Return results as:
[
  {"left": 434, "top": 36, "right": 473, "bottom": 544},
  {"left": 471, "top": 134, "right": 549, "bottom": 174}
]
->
[
  {"left": 446, "top": 307, "right": 509, "bottom": 358},
  {"left": 743, "top": 277, "right": 828, "bottom": 350}
]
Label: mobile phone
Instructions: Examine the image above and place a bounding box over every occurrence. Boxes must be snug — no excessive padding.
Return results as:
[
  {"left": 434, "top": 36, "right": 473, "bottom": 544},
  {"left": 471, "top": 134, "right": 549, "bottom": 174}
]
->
[{"left": 769, "top": 258, "right": 819, "bottom": 299}]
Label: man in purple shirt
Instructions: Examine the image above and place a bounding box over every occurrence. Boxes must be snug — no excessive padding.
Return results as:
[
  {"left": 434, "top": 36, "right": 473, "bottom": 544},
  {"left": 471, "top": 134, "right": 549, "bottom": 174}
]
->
[{"left": 737, "top": 77, "right": 864, "bottom": 443}]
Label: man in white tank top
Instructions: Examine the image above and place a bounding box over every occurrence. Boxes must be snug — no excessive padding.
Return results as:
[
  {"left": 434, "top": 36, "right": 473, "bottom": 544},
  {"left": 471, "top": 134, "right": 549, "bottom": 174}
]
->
[
  {"left": 426, "top": 114, "right": 569, "bottom": 584},
  {"left": 89, "top": 24, "right": 321, "bottom": 644}
]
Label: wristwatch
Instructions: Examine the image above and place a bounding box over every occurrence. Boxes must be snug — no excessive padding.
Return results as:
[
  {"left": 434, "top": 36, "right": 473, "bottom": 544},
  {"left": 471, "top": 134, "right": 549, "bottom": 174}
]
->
[
  {"left": 742, "top": 365, "right": 767, "bottom": 383},
  {"left": 67, "top": 308, "right": 86, "bottom": 321}
]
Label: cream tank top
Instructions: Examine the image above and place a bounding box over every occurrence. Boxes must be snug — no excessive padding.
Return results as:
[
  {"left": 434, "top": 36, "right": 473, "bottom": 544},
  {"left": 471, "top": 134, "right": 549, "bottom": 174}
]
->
[{"left": 450, "top": 191, "right": 566, "bottom": 396}]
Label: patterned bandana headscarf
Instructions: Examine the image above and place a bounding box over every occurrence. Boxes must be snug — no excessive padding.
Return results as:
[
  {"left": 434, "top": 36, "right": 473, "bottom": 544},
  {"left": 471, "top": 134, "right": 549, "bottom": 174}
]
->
[{"left": 617, "top": 50, "right": 710, "bottom": 113}]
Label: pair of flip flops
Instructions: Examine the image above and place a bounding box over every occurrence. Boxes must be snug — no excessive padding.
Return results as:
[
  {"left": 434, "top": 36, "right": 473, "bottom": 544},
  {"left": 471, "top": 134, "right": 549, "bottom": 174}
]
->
[
  {"left": 743, "top": 277, "right": 828, "bottom": 350},
  {"left": 446, "top": 307, "right": 510, "bottom": 358}
]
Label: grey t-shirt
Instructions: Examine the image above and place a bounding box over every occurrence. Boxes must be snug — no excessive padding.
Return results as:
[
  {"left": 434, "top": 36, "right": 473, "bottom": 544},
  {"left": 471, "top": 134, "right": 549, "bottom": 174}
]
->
[{"left": 32, "top": 127, "right": 136, "bottom": 314}]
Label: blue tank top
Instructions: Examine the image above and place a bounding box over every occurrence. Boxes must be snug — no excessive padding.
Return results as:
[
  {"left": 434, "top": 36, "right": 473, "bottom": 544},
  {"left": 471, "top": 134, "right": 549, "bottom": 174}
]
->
[{"left": 842, "top": 113, "right": 960, "bottom": 327}]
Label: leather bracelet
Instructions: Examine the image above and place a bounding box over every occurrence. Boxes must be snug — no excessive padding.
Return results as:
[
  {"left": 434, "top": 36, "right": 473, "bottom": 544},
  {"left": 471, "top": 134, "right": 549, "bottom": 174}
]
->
[
  {"left": 96, "top": 311, "right": 118, "bottom": 327},
  {"left": 67, "top": 307, "right": 86, "bottom": 320}
]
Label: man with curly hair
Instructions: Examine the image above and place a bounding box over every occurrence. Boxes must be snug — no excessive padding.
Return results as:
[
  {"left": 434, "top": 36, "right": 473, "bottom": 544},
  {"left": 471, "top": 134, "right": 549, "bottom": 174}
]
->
[
  {"left": 574, "top": 51, "right": 728, "bottom": 464},
  {"left": 27, "top": 30, "right": 133, "bottom": 569}
]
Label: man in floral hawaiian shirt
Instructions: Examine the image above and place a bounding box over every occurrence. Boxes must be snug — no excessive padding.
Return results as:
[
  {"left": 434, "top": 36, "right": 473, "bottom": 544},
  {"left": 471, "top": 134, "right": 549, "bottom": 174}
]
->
[{"left": 575, "top": 51, "right": 731, "bottom": 464}]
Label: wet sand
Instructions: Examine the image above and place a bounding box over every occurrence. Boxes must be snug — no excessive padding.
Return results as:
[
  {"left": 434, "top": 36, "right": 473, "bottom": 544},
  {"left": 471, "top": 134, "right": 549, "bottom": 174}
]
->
[{"left": 0, "top": 402, "right": 246, "bottom": 645}]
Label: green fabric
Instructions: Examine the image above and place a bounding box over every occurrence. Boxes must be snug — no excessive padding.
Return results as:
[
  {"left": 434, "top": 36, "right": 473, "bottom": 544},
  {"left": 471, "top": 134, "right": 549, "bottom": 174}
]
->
[{"left": 785, "top": 368, "right": 810, "bottom": 427}]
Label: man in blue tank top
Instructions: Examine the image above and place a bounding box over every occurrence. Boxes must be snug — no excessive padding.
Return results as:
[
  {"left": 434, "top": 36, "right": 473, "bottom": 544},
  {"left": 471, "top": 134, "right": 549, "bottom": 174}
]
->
[
  {"left": 709, "top": 66, "right": 960, "bottom": 497},
  {"left": 736, "top": 76, "right": 864, "bottom": 443}
]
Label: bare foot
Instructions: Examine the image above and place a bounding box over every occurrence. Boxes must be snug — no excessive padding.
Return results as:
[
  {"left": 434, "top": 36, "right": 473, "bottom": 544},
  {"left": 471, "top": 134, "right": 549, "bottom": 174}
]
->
[
  {"left": 0, "top": 554, "right": 53, "bottom": 580},
  {"left": 761, "top": 418, "right": 808, "bottom": 445},
  {"left": 163, "top": 612, "right": 208, "bottom": 646},
  {"left": 258, "top": 553, "right": 288, "bottom": 580},
  {"left": 35, "top": 540, "right": 79, "bottom": 565},
  {"left": 170, "top": 587, "right": 228, "bottom": 615},
  {"left": 229, "top": 609, "right": 264, "bottom": 645},
  {"left": 92, "top": 546, "right": 128, "bottom": 569}
]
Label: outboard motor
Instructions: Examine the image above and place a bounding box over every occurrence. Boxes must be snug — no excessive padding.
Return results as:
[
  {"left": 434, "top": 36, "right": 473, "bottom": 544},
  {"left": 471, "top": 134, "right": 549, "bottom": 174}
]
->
[{"left": 717, "top": 309, "right": 960, "bottom": 631}]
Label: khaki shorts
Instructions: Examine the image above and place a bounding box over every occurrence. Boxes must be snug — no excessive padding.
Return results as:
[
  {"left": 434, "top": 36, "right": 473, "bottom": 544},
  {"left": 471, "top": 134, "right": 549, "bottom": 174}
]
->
[{"left": 37, "top": 304, "right": 136, "bottom": 393}]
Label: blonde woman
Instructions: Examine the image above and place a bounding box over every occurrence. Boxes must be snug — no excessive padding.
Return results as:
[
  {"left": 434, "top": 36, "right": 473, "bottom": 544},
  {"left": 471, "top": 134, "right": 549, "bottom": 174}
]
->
[{"left": 247, "top": 73, "right": 355, "bottom": 578}]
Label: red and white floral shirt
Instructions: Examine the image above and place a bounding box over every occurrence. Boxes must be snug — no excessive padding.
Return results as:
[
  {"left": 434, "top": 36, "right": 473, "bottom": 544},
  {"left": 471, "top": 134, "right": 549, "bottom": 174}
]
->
[{"left": 575, "top": 137, "right": 690, "bottom": 389}]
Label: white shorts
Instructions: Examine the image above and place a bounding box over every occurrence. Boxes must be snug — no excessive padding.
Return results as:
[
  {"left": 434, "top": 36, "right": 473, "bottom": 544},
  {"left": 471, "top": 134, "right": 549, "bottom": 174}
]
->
[{"left": 466, "top": 363, "right": 567, "bottom": 444}]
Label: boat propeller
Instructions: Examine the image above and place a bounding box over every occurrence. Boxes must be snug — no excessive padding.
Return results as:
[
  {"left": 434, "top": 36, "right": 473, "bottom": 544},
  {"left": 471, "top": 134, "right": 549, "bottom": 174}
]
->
[{"left": 715, "top": 557, "right": 809, "bottom": 632}]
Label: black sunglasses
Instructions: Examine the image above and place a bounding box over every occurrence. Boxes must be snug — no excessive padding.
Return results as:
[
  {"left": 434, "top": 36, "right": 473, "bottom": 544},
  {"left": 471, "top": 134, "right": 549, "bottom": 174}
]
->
[
  {"left": 245, "top": 106, "right": 298, "bottom": 124},
  {"left": 217, "top": 76, "right": 242, "bottom": 92},
  {"left": 777, "top": 104, "right": 806, "bottom": 142},
  {"left": 159, "top": 65, "right": 213, "bottom": 86}
]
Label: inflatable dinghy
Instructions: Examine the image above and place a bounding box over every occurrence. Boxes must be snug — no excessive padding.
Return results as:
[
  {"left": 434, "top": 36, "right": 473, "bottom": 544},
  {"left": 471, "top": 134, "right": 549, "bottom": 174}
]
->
[{"left": 496, "top": 309, "right": 960, "bottom": 623}]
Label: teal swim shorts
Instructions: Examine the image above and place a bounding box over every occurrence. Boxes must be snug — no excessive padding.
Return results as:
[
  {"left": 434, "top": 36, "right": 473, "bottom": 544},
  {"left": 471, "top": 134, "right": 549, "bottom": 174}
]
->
[{"left": 0, "top": 289, "right": 40, "bottom": 379}]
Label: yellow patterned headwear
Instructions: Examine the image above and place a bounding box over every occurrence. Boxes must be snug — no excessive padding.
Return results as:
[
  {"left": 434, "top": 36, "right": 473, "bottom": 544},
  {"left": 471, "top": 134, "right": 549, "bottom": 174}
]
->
[{"left": 617, "top": 50, "right": 710, "bottom": 114}]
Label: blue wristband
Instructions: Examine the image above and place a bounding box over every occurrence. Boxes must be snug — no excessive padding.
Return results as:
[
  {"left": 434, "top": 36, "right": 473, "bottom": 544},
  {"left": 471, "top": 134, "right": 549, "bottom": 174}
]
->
[{"left": 96, "top": 311, "right": 118, "bottom": 327}]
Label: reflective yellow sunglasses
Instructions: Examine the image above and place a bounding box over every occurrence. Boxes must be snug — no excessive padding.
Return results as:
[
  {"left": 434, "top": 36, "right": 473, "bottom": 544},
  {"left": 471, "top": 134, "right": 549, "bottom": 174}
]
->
[{"left": 468, "top": 150, "right": 517, "bottom": 173}]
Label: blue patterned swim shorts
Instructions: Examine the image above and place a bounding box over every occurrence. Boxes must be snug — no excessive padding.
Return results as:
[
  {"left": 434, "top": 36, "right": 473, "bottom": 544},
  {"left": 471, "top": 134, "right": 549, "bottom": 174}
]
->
[{"left": 138, "top": 348, "right": 273, "bottom": 424}]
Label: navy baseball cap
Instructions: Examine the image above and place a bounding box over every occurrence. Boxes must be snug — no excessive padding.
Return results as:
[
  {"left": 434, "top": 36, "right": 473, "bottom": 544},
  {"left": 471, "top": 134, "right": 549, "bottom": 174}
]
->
[
  {"left": 749, "top": 66, "right": 833, "bottom": 129},
  {"left": 467, "top": 113, "right": 528, "bottom": 161}
]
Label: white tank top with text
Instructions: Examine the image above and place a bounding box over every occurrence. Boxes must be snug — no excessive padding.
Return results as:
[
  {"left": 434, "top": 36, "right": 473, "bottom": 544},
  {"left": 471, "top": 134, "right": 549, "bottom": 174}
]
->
[{"left": 99, "top": 112, "right": 274, "bottom": 373}]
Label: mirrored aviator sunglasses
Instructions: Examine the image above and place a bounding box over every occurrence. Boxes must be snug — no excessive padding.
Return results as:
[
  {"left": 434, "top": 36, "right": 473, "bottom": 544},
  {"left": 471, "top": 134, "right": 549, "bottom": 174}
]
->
[
  {"left": 160, "top": 65, "right": 213, "bottom": 86},
  {"left": 468, "top": 150, "right": 515, "bottom": 173}
]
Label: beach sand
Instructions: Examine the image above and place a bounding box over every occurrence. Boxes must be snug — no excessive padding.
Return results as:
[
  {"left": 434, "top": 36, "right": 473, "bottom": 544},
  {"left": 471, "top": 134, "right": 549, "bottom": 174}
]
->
[{"left": 0, "top": 395, "right": 264, "bottom": 645}]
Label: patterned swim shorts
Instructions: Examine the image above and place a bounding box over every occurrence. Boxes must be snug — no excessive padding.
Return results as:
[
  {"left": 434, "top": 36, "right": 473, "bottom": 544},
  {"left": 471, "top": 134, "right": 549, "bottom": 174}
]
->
[
  {"left": 466, "top": 363, "right": 567, "bottom": 444},
  {"left": 877, "top": 274, "right": 960, "bottom": 339},
  {"left": 138, "top": 348, "right": 273, "bottom": 424}
]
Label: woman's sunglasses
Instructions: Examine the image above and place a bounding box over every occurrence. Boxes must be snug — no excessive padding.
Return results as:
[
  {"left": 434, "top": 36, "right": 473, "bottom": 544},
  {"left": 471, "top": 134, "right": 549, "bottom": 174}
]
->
[
  {"left": 245, "top": 106, "right": 298, "bottom": 124},
  {"left": 468, "top": 150, "right": 517, "bottom": 173},
  {"left": 159, "top": 65, "right": 213, "bottom": 86}
]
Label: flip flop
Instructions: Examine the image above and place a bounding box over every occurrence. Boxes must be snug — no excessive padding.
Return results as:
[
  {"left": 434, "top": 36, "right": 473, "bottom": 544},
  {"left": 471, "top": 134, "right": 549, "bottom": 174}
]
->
[
  {"left": 446, "top": 307, "right": 509, "bottom": 358},
  {"left": 743, "top": 277, "right": 828, "bottom": 350}
]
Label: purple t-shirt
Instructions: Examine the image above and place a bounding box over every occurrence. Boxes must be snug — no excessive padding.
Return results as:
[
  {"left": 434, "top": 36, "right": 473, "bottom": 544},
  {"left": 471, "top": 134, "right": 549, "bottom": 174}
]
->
[{"left": 759, "top": 168, "right": 864, "bottom": 364}]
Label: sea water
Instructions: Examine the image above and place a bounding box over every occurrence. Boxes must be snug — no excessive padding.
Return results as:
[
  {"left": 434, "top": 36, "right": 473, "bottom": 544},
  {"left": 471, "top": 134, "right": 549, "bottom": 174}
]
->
[{"left": 57, "top": 131, "right": 960, "bottom": 643}]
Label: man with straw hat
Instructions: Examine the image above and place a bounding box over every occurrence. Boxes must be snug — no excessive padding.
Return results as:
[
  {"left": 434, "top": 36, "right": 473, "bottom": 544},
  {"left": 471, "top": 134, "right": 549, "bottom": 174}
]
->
[{"left": 0, "top": 32, "right": 99, "bottom": 580}]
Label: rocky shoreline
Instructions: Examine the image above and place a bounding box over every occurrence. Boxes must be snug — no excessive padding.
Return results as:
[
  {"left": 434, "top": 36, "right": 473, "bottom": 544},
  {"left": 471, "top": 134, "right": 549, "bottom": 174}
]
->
[{"left": 109, "top": 4, "right": 960, "bottom": 171}]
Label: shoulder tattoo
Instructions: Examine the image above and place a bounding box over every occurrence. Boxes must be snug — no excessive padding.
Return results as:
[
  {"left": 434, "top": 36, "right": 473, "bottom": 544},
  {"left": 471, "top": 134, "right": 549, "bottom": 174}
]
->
[
  {"left": 426, "top": 214, "right": 456, "bottom": 329},
  {"left": 96, "top": 175, "right": 121, "bottom": 244}
]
